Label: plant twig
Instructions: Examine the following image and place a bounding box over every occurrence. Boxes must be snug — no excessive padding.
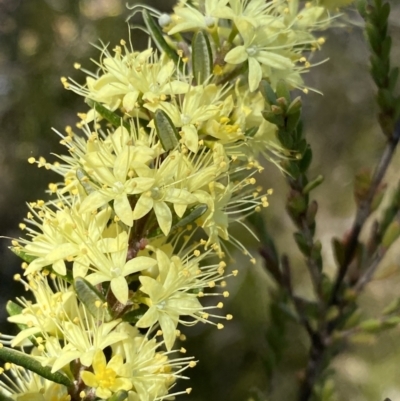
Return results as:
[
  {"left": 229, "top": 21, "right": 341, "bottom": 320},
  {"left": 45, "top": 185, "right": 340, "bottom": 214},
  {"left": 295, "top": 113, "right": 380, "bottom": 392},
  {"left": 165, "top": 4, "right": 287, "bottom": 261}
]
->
[{"left": 330, "top": 119, "right": 400, "bottom": 305}]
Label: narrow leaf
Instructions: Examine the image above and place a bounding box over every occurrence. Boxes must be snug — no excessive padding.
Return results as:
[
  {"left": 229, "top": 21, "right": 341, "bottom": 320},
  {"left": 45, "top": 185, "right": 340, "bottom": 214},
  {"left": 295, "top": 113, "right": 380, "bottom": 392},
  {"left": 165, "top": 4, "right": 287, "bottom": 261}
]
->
[
  {"left": 275, "top": 80, "right": 291, "bottom": 104},
  {"left": 10, "top": 247, "right": 36, "bottom": 264},
  {"left": 107, "top": 390, "right": 129, "bottom": 401},
  {"left": 259, "top": 80, "right": 277, "bottom": 105},
  {"left": 0, "top": 347, "right": 72, "bottom": 387},
  {"left": 245, "top": 127, "right": 259, "bottom": 137},
  {"left": 6, "top": 301, "right": 40, "bottom": 347},
  {"left": 122, "top": 305, "right": 147, "bottom": 324},
  {"left": 85, "top": 99, "right": 130, "bottom": 131},
  {"left": 332, "top": 237, "right": 345, "bottom": 266},
  {"left": 192, "top": 31, "right": 213, "bottom": 84},
  {"left": 172, "top": 204, "right": 208, "bottom": 230},
  {"left": 75, "top": 277, "right": 113, "bottom": 322},
  {"left": 154, "top": 109, "right": 180, "bottom": 151},
  {"left": 142, "top": 10, "right": 181, "bottom": 69},
  {"left": 76, "top": 169, "right": 95, "bottom": 196}
]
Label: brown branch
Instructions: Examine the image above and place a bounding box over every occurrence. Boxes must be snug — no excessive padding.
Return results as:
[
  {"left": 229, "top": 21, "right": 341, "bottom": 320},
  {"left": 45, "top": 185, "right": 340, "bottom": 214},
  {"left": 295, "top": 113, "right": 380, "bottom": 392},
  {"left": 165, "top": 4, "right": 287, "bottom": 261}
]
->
[{"left": 330, "top": 119, "right": 400, "bottom": 305}]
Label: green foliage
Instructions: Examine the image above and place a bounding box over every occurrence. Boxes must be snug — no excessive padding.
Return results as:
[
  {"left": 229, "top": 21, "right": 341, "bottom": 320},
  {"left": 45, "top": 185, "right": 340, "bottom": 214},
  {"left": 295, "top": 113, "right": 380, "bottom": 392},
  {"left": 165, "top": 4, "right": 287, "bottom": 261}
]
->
[
  {"left": 192, "top": 31, "right": 213, "bottom": 84},
  {"left": 0, "top": 347, "right": 72, "bottom": 387}
]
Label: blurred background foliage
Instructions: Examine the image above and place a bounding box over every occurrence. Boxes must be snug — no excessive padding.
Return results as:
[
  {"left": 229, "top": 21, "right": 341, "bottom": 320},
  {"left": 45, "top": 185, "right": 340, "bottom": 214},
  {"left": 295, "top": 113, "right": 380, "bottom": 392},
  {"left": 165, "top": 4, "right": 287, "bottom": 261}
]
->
[{"left": 0, "top": 1, "right": 400, "bottom": 400}]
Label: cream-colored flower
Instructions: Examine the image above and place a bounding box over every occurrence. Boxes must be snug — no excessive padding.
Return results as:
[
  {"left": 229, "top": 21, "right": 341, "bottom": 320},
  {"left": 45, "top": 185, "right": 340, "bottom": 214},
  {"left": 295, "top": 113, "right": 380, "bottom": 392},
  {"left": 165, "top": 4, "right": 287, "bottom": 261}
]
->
[
  {"left": 167, "top": 0, "right": 229, "bottom": 35},
  {"left": 212, "top": 0, "right": 279, "bottom": 27},
  {"left": 79, "top": 145, "right": 155, "bottom": 226},
  {"left": 136, "top": 249, "right": 202, "bottom": 350},
  {"left": 18, "top": 200, "right": 117, "bottom": 277},
  {"left": 111, "top": 323, "right": 194, "bottom": 401},
  {"left": 0, "top": 365, "right": 70, "bottom": 401},
  {"left": 85, "top": 232, "right": 157, "bottom": 305},
  {"left": 9, "top": 274, "right": 78, "bottom": 347},
  {"left": 225, "top": 19, "right": 294, "bottom": 91},
  {"left": 132, "top": 152, "right": 198, "bottom": 235},
  {"left": 147, "top": 85, "right": 222, "bottom": 153}
]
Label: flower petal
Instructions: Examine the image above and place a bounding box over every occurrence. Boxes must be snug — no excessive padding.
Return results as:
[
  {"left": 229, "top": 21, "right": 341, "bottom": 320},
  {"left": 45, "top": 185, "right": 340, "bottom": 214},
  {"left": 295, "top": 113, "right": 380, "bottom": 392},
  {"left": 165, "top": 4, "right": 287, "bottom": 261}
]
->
[{"left": 111, "top": 276, "right": 129, "bottom": 305}]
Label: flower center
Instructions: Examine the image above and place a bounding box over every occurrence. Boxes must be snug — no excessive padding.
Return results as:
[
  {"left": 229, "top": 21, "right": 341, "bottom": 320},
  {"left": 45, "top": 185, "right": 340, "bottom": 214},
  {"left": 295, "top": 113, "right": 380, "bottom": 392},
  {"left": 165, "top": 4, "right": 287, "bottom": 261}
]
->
[
  {"left": 181, "top": 114, "right": 191, "bottom": 125},
  {"left": 112, "top": 181, "right": 124, "bottom": 194},
  {"left": 150, "top": 187, "right": 162, "bottom": 200},
  {"left": 111, "top": 267, "right": 121, "bottom": 278},
  {"left": 149, "top": 82, "right": 160, "bottom": 92},
  {"left": 204, "top": 16, "right": 216, "bottom": 27},
  {"left": 96, "top": 366, "right": 117, "bottom": 388},
  {"left": 246, "top": 47, "right": 257, "bottom": 57}
]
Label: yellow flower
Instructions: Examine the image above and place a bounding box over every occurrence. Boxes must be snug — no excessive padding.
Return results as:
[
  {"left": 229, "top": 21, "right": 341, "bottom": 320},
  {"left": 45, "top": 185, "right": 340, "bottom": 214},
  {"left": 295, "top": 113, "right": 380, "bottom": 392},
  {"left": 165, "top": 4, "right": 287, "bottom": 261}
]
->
[
  {"left": 0, "top": 365, "right": 70, "bottom": 401},
  {"left": 224, "top": 19, "right": 294, "bottom": 91},
  {"left": 147, "top": 84, "right": 222, "bottom": 153},
  {"left": 132, "top": 151, "right": 198, "bottom": 235},
  {"left": 167, "top": 0, "right": 229, "bottom": 35},
  {"left": 84, "top": 232, "right": 157, "bottom": 305},
  {"left": 81, "top": 350, "right": 132, "bottom": 399},
  {"left": 111, "top": 323, "right": 195, "bottom": 401}
]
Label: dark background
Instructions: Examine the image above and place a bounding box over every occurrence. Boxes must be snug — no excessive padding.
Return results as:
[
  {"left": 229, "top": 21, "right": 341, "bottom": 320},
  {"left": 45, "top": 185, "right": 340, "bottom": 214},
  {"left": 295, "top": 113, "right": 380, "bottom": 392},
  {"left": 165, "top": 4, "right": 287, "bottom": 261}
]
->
[{"left": 1, "top": 1, "right": 400, "bottom": 400}]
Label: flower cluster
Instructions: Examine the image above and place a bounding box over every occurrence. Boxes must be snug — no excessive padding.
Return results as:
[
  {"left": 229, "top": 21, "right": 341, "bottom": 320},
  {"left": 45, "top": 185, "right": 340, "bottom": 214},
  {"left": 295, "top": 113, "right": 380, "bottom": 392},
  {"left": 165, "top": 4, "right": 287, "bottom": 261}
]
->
[{"left": 0, "top": 0, "right": 348, "bottom": 400}]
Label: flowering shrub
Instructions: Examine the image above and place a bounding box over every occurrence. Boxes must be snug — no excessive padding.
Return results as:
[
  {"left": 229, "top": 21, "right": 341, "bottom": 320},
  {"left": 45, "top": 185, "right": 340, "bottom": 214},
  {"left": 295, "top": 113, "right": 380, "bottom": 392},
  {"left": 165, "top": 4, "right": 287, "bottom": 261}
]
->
[{"left": 2, "top": 0, "right": 400, "bottom": 400}]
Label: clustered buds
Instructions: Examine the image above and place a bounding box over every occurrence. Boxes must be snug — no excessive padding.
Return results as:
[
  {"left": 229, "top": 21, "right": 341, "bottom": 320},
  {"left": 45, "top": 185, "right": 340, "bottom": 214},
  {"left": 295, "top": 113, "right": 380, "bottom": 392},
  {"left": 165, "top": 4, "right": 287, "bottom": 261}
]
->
[{"left": 0, "top": 1, "right": 344, "bottom": 400}]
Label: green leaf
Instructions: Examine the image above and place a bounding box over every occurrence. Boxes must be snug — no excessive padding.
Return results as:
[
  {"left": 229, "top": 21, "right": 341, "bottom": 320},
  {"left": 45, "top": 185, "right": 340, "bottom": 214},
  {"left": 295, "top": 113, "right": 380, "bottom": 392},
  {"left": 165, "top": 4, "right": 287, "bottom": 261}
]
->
[
  {"left": 275, "top": 80, "right": 291, "bottom": 104},
  {"left": 107, "top": 390, "right": 129, "bottom": 401},
  {"left": 74, "top": 277, "right": 113, "bottom": 322},
  {"left": 259, "top": 80, "right": 277, "bottom": 105},
  {"left": 302, "top": 175, "right": 324, "bottom": 194},
  {"left": 246, "top": 213, "right": 279, "bottom": 269},
  {"left": 154, "top": 109, "right": 180, "bottom": 151},
  {"left": 76, "top": 168, "right": 95, "bottom": 196},
  {"left": 122, "top": 305, "right": 148, "bottom": 324},
  {"left": 332, "top": 237, "right": 345, "bottom": 267},
  {"left": 382, "top": 221, "right": 400, "bottom": 248},
  {"left": 85, "top": 99, "right": 130, "bottom": 131},
  {"left": 287, "top": 96, "right": 302, "bottom": 115},
  {"left": 298, "top": 146, "right": 312, "bottom": 172},
  {"left": 172, "top": 204, "right": 208, "bottom": 230},
  {"left": 10, "top": 247, "right": 37, "bottom": 264},
  {"left": 6, "top": 301, "right": 23, "bottom": 317},
  {"left": 286, "top": 110, "right": 301, "bottom": 133},
  {"left": 388, "top": 67, "right": 399, "bottom": 92},
  {"left": 379, "top": 2, "right": 391, "bottom": 26},
  {"left": 245, "top": 126, "right": 259, "bottom": 137},
  {"left": 276, "top": 129, "right": 293, "bottom": 149},
  {"left": 293, "top": 232, "right": 311, "bottom": 256},
  {"left": 0, "top": 347, "right": 72, "bottom": 387},
  {"left": 192, "top": 31, "right": 213, "bottom": 84},
  {"left": 262, "top": 110, "right": 285, "bottom": 127},
  {"left": 142, "top": 10, "right": 181, "bottom": 70}
]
